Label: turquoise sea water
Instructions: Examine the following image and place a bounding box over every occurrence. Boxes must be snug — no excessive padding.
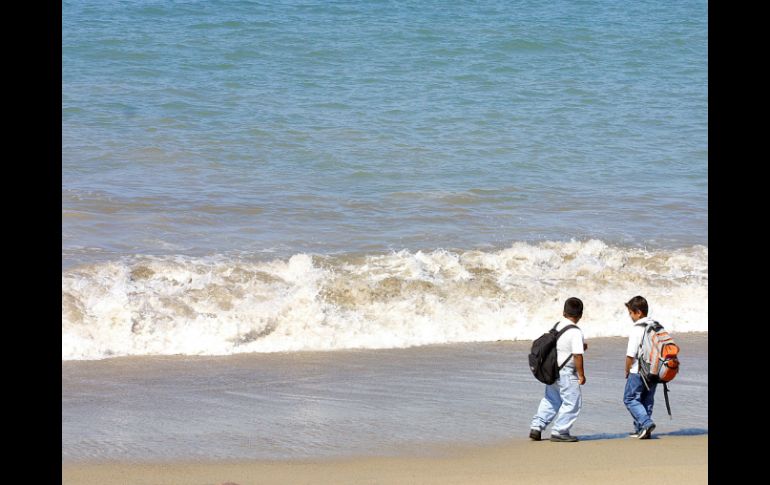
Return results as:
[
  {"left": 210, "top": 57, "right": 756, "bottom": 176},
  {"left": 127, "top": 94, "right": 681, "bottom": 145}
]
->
[
  {"left": 62, "top": 1, "right": 707, "bottom": 360},
  {"left": 63, "top": 0, "right": 707, "bottom": 266}
]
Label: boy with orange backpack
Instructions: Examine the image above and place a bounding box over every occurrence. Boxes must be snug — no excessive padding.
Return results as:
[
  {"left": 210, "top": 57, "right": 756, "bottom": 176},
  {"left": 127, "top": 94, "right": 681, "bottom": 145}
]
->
[{"left": 623, "top": 295, "right": 680, "bottom": 439}]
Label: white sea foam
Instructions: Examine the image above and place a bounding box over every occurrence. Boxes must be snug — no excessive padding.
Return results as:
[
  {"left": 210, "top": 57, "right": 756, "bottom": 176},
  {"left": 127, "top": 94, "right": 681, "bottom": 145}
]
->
[{"left": 61, "top": 240, "right": 708, "bottom": 360}]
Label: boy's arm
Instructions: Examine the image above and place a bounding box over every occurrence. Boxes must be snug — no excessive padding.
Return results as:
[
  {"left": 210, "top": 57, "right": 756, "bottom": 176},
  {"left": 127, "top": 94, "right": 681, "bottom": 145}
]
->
[
  {"left": 625, "top": 356, "right": 634, "bottom": 378},
  {"left": 625, "top": 327, "right": 641, "bottom": 378},
  {"left": 574, "top": 354, "right": 585, "bottom": 385}
]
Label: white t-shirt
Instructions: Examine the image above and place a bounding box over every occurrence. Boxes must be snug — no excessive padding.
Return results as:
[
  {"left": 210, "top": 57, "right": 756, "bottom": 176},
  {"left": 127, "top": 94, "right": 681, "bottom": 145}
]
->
[
  {"left": 626, "top": 316, "right": 654, "bottom": 374},
  {"left": 555, "top": 320, "right": 584, "bottom": 371}
]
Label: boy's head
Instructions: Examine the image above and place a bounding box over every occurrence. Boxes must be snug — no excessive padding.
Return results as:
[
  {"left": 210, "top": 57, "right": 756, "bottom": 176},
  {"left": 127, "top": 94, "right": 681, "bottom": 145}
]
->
[
  {"left": 563, "top": 297, "right": 583, "bottom": 320},
  {"left": 624, "top": 295, "right": 648, "bottom": 321}
]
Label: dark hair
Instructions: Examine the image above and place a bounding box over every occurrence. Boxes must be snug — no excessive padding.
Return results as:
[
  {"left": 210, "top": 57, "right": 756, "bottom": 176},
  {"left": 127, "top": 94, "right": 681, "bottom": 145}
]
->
[
  {"left": 624, "top": 295, "right": 648, "bottom": 316},
  {"left": 563, "top": 297, "right": 583, "bottom": 318}
]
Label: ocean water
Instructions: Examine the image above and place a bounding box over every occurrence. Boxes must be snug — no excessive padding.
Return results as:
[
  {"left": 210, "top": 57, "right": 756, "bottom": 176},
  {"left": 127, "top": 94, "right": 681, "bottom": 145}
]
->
[{"left": 63, "top": 0, "right": 707, "bottom": 360}]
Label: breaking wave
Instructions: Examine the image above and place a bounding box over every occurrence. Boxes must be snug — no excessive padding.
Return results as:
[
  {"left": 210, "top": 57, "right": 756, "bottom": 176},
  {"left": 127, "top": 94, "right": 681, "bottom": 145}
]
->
[{"left": 62, "top": 240, "right": 707, "bottom": 360}]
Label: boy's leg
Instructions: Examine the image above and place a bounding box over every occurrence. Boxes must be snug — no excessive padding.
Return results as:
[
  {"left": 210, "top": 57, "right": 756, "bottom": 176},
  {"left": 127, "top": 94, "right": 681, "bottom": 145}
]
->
[
  {"left": 551, "top": 370, "right": 582, "bottom": 436},
  {"left": 531, "top": 382, "right": 562, "bottom": 431},
  {"left": 624, "top": 373, "right": 655, "bottom": 430},
  {"left": 641, "top": 381, "right": 658, "bottom": 420}
]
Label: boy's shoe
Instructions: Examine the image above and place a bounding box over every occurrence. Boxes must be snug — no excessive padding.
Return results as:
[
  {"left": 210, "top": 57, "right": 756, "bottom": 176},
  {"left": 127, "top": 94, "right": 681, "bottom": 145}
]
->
[
  {"left": 628, "top": 431, "right": 641, "bottom": 438},
  {"left": 550, "top": 434, "right": 579, "bottom": 442},
  {"left": 637, "top": 424, "right": 656, "bottom": 439},
  {"left": 529, "top": 429, "right": 541, "bottom": 441}
]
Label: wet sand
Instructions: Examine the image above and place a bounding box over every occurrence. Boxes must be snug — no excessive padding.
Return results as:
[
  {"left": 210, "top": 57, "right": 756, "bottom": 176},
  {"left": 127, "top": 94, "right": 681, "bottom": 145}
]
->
[
  {"left": 63, "top": 333, "right": 707, "bottom": 483},
  {"left": 63, "top": 333, "right": 707, "bottom": 462}
]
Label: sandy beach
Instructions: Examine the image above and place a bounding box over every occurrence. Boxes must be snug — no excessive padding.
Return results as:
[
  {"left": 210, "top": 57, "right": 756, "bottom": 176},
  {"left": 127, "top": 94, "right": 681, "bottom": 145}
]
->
[
  {"left": 63, "top": 334, "right": 707, "bottom": 485},
  {"left": 63, "top": 434, "right": 707, "bottom": 485}
]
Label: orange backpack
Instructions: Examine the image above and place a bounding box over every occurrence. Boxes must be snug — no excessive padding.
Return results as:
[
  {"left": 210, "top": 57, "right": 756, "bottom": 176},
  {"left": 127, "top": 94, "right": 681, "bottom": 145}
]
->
[{"left": 636, "top": 321, "right": 680, "bottom": 416}]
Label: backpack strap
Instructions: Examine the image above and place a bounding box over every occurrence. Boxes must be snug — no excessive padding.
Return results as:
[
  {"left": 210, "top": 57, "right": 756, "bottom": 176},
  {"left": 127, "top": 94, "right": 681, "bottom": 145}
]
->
[
  {"left": 640, "top": 371, "right": 650, "bottom": 391},
  {"left": 555, "top": 324, "right": 579, "bottom": 369},
  {"left": 634, "top": 319, "right": 659, "bottom": 327},
  {"left": 635, "top": 320, "right": 654, "bottom": 358},
  {"left": 663, "top": 382, "right": 672, "bottom": 418},
  {"left": 555, "top": 324, "right": 578, "bottom": 338},
  {"left": 635, "top": 320, "right": 664, "bottom": 360}
]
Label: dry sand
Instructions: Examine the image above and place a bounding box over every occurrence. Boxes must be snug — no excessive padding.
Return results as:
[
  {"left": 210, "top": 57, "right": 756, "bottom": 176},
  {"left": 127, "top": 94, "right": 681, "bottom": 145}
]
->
[{"left": 62, "top": 434, "right": 707, "bottom": 485}]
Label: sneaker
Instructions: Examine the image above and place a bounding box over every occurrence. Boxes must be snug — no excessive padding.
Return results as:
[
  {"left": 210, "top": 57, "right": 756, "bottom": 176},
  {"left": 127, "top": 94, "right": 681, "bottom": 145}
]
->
[
  {"left": 529, "top": 429, "right": 541, "bottom": 441},
  {"left": 628, "top": 431, "right": 641, "bottom": 438},
  {"left": 637, "top": 424, "right": 656, "bottom": 440},
  {"left": 550, "top": 434, "right": 579, "bottom": 442}
]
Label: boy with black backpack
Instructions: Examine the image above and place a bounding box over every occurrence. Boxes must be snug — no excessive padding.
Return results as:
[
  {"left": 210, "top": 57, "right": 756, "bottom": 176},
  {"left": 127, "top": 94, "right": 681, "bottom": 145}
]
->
[
  {"left": 528, "top": 297, "right": 587, "bottom": 442},
  {"left": 623, "top": 295, "right": 680, "bottom": 440}
]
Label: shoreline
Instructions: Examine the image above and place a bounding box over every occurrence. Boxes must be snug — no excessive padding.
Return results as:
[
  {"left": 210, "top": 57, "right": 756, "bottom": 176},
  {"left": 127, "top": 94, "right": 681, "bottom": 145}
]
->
[
  {"left": 61, "top": 330, "right": 709, "bottom": 364},
  {"left": 63, "top": 434, "right": 708, "bottom": 485}
]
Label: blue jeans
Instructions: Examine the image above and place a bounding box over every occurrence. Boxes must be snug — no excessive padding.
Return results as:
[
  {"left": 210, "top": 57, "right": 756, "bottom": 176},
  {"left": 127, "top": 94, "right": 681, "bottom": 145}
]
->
[
  {"left": 530, "top": 367, "right": 582, "bottom": 436},
  {"left": 624, "top": 372, "right": 657, "bottom": 432}
]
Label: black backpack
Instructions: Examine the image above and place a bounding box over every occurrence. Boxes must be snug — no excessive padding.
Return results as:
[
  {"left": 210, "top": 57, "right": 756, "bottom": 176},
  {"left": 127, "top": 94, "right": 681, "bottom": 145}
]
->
[{"left": 528, "top": 322, "right": 578, "bottom": 384}]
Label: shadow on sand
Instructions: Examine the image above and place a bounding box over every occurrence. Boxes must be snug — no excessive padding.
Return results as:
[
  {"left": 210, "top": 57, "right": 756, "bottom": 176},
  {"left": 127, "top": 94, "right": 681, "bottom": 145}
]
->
[{"left": 578, "top": 428, "right": 708, "bottom": 441}]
